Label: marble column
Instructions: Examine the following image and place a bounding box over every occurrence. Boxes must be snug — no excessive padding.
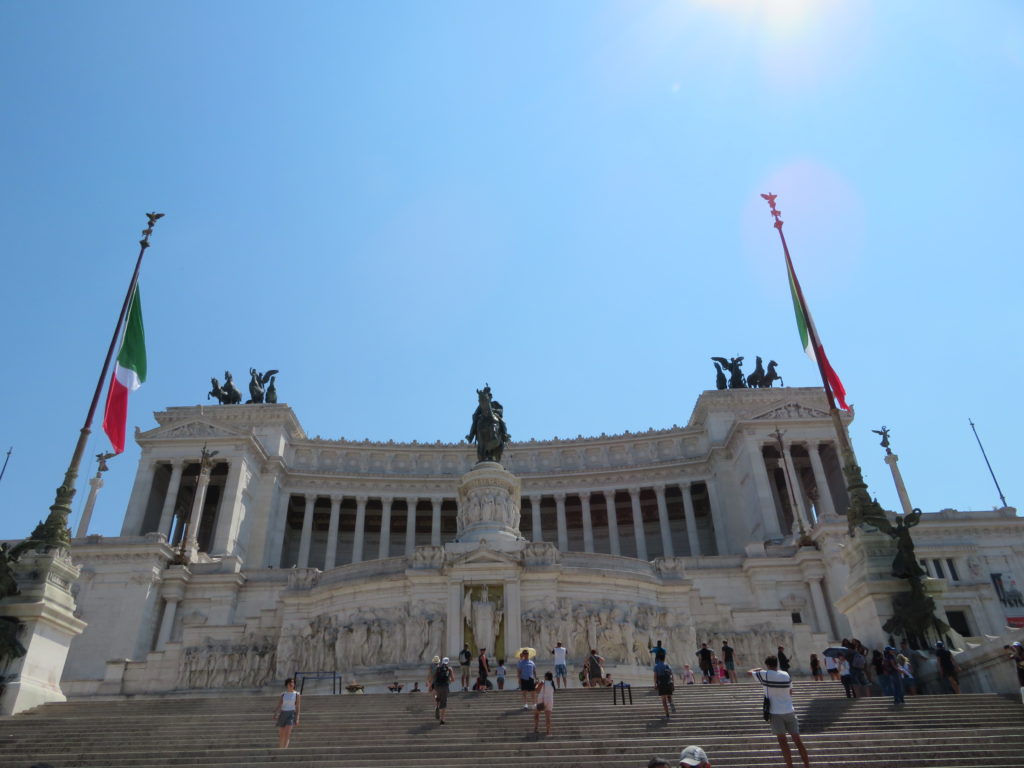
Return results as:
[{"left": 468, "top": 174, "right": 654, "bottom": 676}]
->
[
  {"left": 75, "top": 476, "right": 104, "bottom": 539},
  {"left": 378, "top": 496, "right": 393, "bottom": 559},
  {"left": 807, "top": 443, "right": 838, "bottom": 518},
  {"left": 554, "top": 493, "right": 568, "bottom": 551},
  {"left": 268, "top": 492, "right": 292, "bottom": 567},
  {"left": 404, "top": 497, "right": 418, "bottom": 556},
  {"left": 156, "top": 597, "right": 180, "bottom": 651},
  {"left": 447, "top": 581, "right": 463, "bottom": 656},
  {"left": 748, "top": 438, "right": 783, "bottom": 539},
  {"left": 504, "top": 580, "right": 522, "bottom": 656},
  {"left": 530, "top": 495, "right": 542, "bottom": 543},
  {"left": 212, "top": 458, "right": 243, "bottom": 555},
  {"left": 654, "top": 485, "right": 674, "bottom": 558},
  {"left": 705, "top": 479, "right": 728, "bottom": 556},
  {"left": 781, "top": 443, "right": 812, "bottom": 535},
  {"left": 155, "top": 460, "right": 185, "bottom": 539},
  {"left": 802, "top": 562, "right": 836, "bottom": 638},
  {"left": 352, "top": 495, "right": 368, "bottom": 563},
  {"left": 628, "top": 487, "right": 648, "bottom": 561},
  {"left": 580, "top": 493, "right": 595, "bottom": 553},
  {"left": 808, "top": 578, "right": 836, "bottom": 638},
  {"left": 324, "top": 495, "right": 341, "bottom": 569},
  {"left": 430, "top": 498, "right": 442, "bottom": 546},
  {"left": 121, "top": 459, "right": 158, "bottom": 536},
  {"left": 681, "top": 483, "right": 700, "bottom": 557},
  {"left": 603, "top": 490, "right": 621, "bottom": 556},
  {"left": 297, "top": 493, "right": 316, "bottom": 568},
  {"left": 184, "top": 459, "right": 216, "bottom": 561}
]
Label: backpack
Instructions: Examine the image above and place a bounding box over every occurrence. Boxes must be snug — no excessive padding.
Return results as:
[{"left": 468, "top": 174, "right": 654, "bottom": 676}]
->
[
  {"left": 656, "top": 664, "right": 674, "bottom": 686},
  {"left": 459, "top": 649, "right": 472, "bottom": 665},
  {"left": 434, "top": 663, "right": 451, "bottom": 686}
]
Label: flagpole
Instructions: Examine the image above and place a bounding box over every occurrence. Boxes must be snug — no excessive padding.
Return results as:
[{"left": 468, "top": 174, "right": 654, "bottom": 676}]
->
[
  {"left": 968, "top": 419, "right": 1008, "bottom": 509},
  {"left": 761, "top": 194, "right": 887, "bottom": 534},
  {"left": 26, "top": 213, "right": 164, "bottom": 550}
]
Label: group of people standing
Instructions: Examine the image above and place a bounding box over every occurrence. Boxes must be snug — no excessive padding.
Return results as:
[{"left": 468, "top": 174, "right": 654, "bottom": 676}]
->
[{"left": 694, "top": 641, "right": 740, "bottom": 684}]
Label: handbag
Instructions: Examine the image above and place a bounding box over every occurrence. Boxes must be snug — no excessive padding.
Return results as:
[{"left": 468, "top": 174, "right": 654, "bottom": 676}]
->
[{"left": 762, "top": 696, "right": 771, "bottom": 721}]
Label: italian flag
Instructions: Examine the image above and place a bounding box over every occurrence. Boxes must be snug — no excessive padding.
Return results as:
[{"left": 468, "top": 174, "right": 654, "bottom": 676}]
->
[
  {"left": 785, "top": 254, "right": 849, "bottom": 410},
  {"left": 102, "top": 287, "right": 147, "bottom": 453}
]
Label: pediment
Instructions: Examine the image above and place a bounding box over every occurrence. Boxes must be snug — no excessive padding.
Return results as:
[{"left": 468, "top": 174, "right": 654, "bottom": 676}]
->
[
  {"left": 750, "top": 402, "right": 830, "bottom": 421},
  {"left": 447, "top": 545, "right": 522, "bottom": 569},
  {"left": 140, "top": 419, "right": 245, "bottom": 441}
]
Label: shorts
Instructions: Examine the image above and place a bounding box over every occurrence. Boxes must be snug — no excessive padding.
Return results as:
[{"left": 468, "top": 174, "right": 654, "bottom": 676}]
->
[
  {"left": 520, "top": 677, "right": 536, "bottom": 692},
  {"left": 555, "top": 663, "right": 567, "bottom": 677},
  {"left": 657, "top": 683, "right": 675, "bottom": 697},
  {"left": 434, "top": 683, "right": 449, "bottom": 709},
  {"left": 276, "top": 710, "right": 296, "bottom": 727},
  {"left": 851, "top": 669, "right": 869, "bottom": 687},
  {"left": 725, "top": 661, "right": 735, "bottom": 671},
  {"left": 769, "top": 712, "right": 800, "bottom": 735}
]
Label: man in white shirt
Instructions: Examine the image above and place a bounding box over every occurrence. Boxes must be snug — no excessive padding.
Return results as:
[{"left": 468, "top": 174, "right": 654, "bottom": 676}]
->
[
  {"left": 751, "top": 656, "right": 811, "bottom": 768},
  {"left": 551, "top": 641, "right": 568, "bottom": 688}
]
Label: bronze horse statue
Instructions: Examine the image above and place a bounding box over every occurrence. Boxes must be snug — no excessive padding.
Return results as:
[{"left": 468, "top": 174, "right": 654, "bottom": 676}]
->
[
  {"left": 208, "top": 372, "right": 242, "bottom": 404},
  {"left": 466, "top": 385, "right": 509, "bottom": 463}
]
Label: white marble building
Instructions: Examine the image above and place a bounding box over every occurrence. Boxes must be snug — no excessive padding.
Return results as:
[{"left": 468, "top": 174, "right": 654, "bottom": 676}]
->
[{"left": 60, "top": 387, "right": 1024, "bottom": 695}]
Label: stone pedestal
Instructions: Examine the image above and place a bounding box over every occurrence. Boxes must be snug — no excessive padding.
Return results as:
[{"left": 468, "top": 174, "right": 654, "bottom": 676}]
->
[
  {"left": 835, "top": 527, "right": 951, "bottom": 648},
  {"left": 452, "top": 462, "right": 523, "bottom": 552},
  {"left": 1, "top": 548, "right": 87, "bottom": 715}
]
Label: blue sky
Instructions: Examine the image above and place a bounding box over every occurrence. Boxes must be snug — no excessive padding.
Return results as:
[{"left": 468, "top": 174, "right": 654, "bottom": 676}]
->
[{"left": 1, "top": 1, "right": 1021, "bottom": 541}]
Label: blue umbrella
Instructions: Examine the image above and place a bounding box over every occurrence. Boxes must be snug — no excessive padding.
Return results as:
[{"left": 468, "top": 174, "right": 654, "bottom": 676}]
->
[{"left": 822, "top": 646, "right": 852, "bottom": 659}]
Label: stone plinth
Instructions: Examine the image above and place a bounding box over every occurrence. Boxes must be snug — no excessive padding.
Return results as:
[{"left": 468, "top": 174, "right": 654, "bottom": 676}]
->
[
  {"left": 0, "top": 548, "right": 86, "bottom": 715},
  {"left": 453, "top": 462, "right": 523, "bottom": 549}
]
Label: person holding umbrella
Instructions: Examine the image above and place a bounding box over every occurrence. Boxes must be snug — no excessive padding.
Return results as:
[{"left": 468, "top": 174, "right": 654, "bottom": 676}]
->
[{"left": 517, "top": 647, "right": 538, "bottom": 709}]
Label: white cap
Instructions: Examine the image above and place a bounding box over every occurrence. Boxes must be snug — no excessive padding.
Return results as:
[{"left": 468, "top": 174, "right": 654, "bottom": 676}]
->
[
  {"left": 442, "top": 657, "right": 450, "bottom": 665},
  {"left": 679, "top": 745, "right": 708, "bottom": 766}
]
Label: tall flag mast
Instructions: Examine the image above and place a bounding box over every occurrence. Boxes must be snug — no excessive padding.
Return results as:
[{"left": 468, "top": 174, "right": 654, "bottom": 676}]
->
[
  {"left": 21, "top": 213, "right": 164, "bottom": 550},
  {"left": 761, "top": 194, "right": 882, "bottom": 533}
]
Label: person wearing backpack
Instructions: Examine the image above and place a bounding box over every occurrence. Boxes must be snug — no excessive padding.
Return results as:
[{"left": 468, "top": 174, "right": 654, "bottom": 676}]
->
[
  {"left": 432, "top": 656, "right": 455, "bottom": 724},
  {"left": 458, "top": 643, "right": 473, "bottom": 691},
  {"left": 652, "top": 655, "right": 676, "bottom": 717}
]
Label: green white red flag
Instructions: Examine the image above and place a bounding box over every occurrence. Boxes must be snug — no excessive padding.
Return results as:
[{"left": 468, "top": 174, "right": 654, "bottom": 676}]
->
[
  {"left": 102, "top": 287, "right": 147, "bottom": 453},
  {"left": 785, "top": 253, "right": 849, "bottom": 410}
]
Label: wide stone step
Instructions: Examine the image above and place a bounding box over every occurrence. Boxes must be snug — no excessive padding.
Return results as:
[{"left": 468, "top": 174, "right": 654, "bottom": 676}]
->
[{"left": 3, "top": 687, "right": 1023, "bottom": 768}]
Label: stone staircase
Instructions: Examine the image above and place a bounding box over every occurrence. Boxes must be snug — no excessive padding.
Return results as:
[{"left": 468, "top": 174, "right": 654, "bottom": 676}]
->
[{"left": 2, "top": 681, "right": 1024, "bottom": 768}]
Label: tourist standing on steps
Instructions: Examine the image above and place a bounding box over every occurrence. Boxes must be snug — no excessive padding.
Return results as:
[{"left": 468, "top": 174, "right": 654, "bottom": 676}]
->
[
  {"left": 824, "top": 652, "right": 839, "bottom": 682},
  {"left": 809, "top": 654, "right": 823, "bottom": 682},
  {"left": 585, "top": 648, "right": 605, "bottom": 687},
  {"left": 649, "top": 639, "right": 667, "bottom": 663},
  {"left": 1008, "top": 641, "right": 1024, "bottom": 702},
  {"left": 518, "top": 649, "right": 538, "bottom": 709},
  {"left": 882, "top": 646, "right": 904, "bottom": 705},
  {"left": 432, "top": 656, "right": 455, "bottom": 724},
  {"left": 777, "top": 645, "right": 791, "bottom": 673},
  {"left": 477, "top": 647, "right": 490, "bottom": 691},
  {"left": 458, "top": 643, "right": 473, "bottom": 691},
  {"left": 653, "top": 654, "right": 676, "bottom": 717},
  {"left": 935, "top": 641, "right": 960, "bottom": 694},
  {"left": 533, "top": 671, "right": 554, "bottom": 734},
  {"left": 274, "top": 677, "right": 301, "bottom": 749},
  {"left": 751, "top": 656, "right": 811, "bottom": 768},
  {"left": 551, "top": 641, "right": 568, "bottom": 688},
  {"left": 496, "top": 658, "right": 506, "bottom": 690},
  {"left": 722, "top": 640, "right": 738, "bottom": 683},
  {"left": 682, "top": 664, "right": 696, "bottom": 685},
  {"left": 696, "top": 642, "right": 713, "bottom": 684}
]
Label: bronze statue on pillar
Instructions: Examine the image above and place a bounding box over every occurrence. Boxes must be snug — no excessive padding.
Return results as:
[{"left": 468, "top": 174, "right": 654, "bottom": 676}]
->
[{"left": 466, "top": 384, "right": 510, "bottom": 464}]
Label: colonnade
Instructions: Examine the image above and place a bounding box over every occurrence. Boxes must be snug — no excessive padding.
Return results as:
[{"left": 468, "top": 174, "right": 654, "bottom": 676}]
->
[
  {"left": 275, "top": 480, "right": 723, "bottom": 570},
  {"left": 747, "top": 438, "right": 845, "bottom": 539}
]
